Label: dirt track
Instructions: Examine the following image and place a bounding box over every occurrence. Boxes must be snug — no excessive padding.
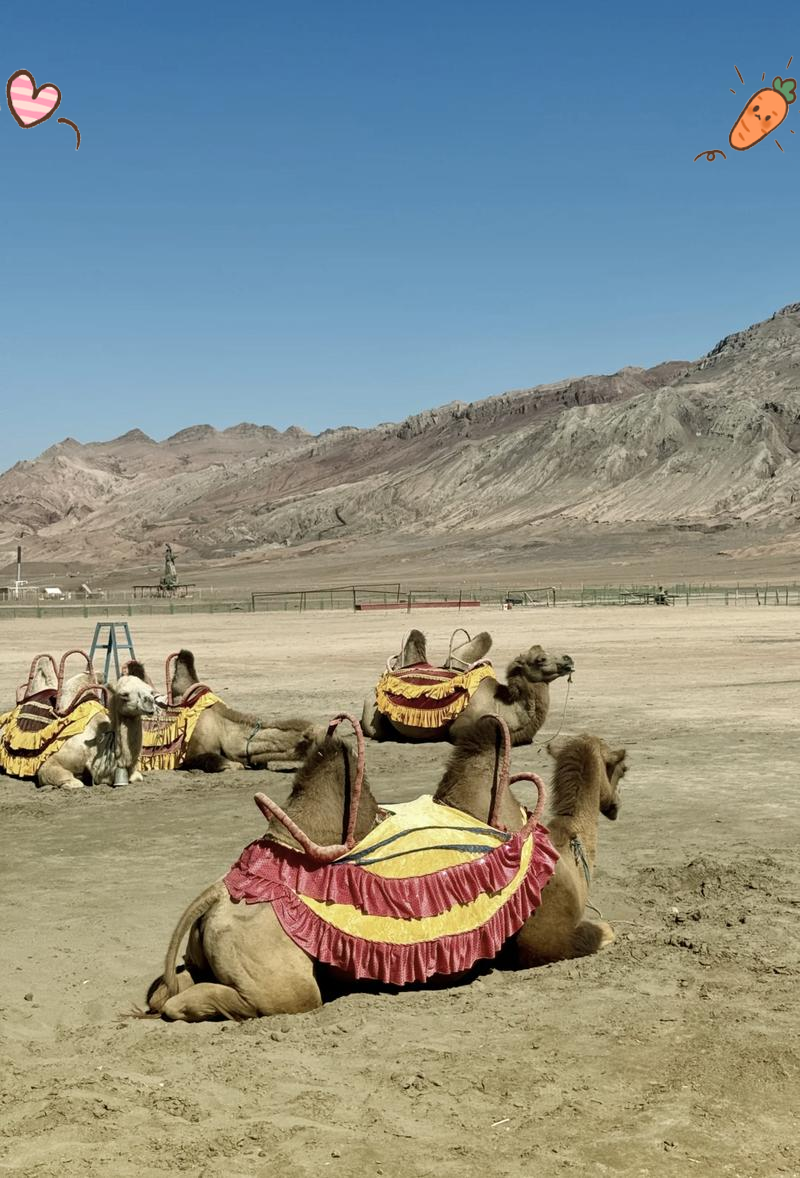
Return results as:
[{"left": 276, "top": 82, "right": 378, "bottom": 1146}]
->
[{"left": 1, "top": 607, "right": 799, "bottom": 1177}]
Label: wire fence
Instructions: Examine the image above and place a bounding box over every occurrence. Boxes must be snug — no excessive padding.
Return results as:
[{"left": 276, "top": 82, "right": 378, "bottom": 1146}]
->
[{"left": 2, "top": 580, "right": 798, "bottom": 620}]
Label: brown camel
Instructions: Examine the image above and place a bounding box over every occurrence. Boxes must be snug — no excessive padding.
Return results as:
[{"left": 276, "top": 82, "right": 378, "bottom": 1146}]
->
[
  {"left": 362, "top": 629, "right": 574, "bottom": 745},
  {"left": 164, "top": 650, "right": 316, "bottom": 771},
  {"left": 434, "top": 718, "right": 627, "bottom": 963},
  {"left": 146, "top": 726, "right": 381, "bottom": 1020}
]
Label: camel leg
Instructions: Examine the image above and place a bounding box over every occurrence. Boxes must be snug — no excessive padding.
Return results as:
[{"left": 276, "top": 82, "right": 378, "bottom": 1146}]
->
[
  {"left": 147, "top": 965, "right": 197, "bottom": 1012},
  {"left": 515, "top": 915, "right": 615, "bottom": 967},
  {"left": 161, "top": 982, "right": 259, "bottom": 1022},
  {"left": 361, "top": 699, "right": 392, "bottom": 742},
  {"left": 571, "top": 919, "right": 615, "bottom": 956},
  {"left": 199, "top": 900, "right": 323, "bottom": 1020},
  {"left": 181, "top": 753, "right": 243, "bottom": 773},
  {"left": 37, "top": 760, "right": 87, "bottom": 790},
  {"left": 223, "top": 726, "right": 312, "bottom": 766}
]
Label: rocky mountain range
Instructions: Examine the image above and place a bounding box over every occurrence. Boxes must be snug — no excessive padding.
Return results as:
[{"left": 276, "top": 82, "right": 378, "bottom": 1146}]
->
[{"left": 2, "top": 302, "right": 800, "bottom": 585}]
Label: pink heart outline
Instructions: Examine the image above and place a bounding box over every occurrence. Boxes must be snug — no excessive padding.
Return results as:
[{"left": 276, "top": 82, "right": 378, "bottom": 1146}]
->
[{"left": 6, "top": 68, "right": 62, "bottom": 129}]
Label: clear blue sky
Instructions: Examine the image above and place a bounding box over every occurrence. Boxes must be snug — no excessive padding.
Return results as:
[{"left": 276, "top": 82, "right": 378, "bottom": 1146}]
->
[{"left": 2, "top": 0, "right": 798, "bottom": 469}]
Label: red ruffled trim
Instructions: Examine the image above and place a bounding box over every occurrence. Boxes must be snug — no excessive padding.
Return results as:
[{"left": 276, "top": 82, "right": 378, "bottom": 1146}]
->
[
  {"left": 225, "top": 824, "right": 557, "bottom": 920},
  {"left": 223, "top": 824, "right": 560, "bottom": 984},
  {"left": 264, "top": 841, "right": 556, "bottom": 984}
]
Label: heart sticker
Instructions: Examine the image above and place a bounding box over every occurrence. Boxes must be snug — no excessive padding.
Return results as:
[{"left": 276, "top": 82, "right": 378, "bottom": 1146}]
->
[{"left": 7, "top": 69, "right": 62, "bottom": 128}]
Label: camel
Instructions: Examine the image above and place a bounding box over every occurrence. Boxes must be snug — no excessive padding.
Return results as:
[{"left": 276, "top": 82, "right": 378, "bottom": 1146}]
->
[
  {"left": 435, "top": 717, "right": 628, "bottom": 964},
  {"left": 361, "top": 628, "right": 574, "bottom": 745},
  {"left": 143, "top": 715, "right": 618, "bottom": 1023},
  {"left": 146, "top": 721, "right": 381, "bottom": 1020},
  {"left": 0, "top": 653, "right": 157, "bottom": 789},
  {"left": 156, "top": 650, "right": 316, "bottom": 772}
]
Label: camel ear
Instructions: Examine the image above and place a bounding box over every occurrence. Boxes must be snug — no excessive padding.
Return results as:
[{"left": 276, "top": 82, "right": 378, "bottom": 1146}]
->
[{"left": 606, "top": 748, "right": 627, "bottom": 772}]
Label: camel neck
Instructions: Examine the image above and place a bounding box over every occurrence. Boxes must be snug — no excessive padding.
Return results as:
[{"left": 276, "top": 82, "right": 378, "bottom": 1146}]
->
[
  {"left": 109, "top": 698, "right": 142, "bottom": 771},
  {"left": 546, "top": 749, "right": 602, "bottom": 865},
  {"left": 532, "top": 682, "right": 550, "bottom": 732}
]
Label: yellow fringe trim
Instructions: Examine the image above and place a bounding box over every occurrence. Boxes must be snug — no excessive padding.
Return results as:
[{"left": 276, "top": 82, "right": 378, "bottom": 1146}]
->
[
  {"left": 139, "top": 692, "right": 223, "bottom": 772},
  {"left": 0, "top": 700, "right": 107, "bottom": 778},
  {"left": 376, "top": 662, "right": 495, "bottom": 702},
  {"left": 375, "top": 663, "right": 496, "bottom": 728}
]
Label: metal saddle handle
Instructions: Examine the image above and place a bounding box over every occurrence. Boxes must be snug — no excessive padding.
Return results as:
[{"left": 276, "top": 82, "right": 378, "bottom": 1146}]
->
[
  {"left": 481, "top": 715, "right": 547, "bottom": 832},
  {"left": 254, "top": 712, "right": 366, "bottom": 864}
]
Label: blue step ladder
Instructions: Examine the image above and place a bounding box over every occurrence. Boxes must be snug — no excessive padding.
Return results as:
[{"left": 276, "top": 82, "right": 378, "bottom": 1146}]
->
[{"left": 88, "top": 622, "right": 137, "bottom": 681}]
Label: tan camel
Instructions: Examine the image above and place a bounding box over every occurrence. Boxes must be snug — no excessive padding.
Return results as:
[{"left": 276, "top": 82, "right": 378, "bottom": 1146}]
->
[
  {"left": 0, "top": 657, "right": 157, "bottom": 790},
  {"left": 143, "top": 716, "right": 620, "bottom": 1022},
  {"left": 146, "top": 728, "right": 381, "bottom": 1020},
  {"left": 361, "top": 629, "right": 574, "bottom": 745},
  {"left": 435, "top": 718, "right": 627, "bottom": 963},
  {"left": 165, "top": 650, "right": 316, "bottom": 771}
]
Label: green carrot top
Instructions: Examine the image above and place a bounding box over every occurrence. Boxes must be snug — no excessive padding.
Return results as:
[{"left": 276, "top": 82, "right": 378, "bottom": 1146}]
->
[{"left": 773, "top": 76, "right": 796, "bottom": 104}]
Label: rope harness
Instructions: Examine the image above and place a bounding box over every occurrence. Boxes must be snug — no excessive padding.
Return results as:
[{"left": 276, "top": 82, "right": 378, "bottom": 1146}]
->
[
  {"left": 570, "top": 834, "right": 591, "bottom": 885},
  {"left": 245, "top": 721, "right": 263, "bottom": 767}
]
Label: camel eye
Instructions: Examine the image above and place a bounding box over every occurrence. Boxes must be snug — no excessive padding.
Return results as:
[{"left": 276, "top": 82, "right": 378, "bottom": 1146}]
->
[
  {"left": 765, "top": 115, "right": 771, "bottom": 122},
  {"left": 753, "top": 104, "right": 760, "bottom": 111}
]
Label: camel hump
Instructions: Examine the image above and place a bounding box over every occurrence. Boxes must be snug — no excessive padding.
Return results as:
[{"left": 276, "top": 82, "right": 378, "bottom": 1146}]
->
[
  {"left": 176, "top": 650, "right": 197, "bottom": 675},
  {"left": 448, "top": 631, "right": 492, "bottom": 669},
  {"left": 126, "top": 660, "right": 147, "bottom": 681},
  {"left": 450, "top": 712, "right": 506, "bottom": 752}
]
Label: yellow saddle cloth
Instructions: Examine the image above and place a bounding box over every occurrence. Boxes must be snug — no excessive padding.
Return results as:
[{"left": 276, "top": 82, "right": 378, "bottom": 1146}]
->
[
  {"left": 139, "top": 688, "right": 223, "bottom": 771},
  {"left": 374, "top": 662, "right": 496, "bottom": 729},
  {"left": 225, "top": 793, "right": 559, "bottom": 985},
  {"left": 0, "top": 697, "right": 106, "bottom": 778}
]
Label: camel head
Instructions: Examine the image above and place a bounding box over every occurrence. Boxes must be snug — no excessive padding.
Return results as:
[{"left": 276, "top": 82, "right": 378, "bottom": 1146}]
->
[
  {"left": 547, "top": 734, "right": 627, "bottom": 821},
  {"left": 507, "top": 645, "right": 574, "bottom": 685},
  {"left": 109, "top": 667, "right": 157, "bottom": 718},
  {"left": 170, "top": 649, "right": 200, "bottom": 701}
]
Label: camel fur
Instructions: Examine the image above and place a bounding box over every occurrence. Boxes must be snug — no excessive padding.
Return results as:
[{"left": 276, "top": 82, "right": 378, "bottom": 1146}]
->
[
  {"left": 434, "top": 718, "right": 627, "bottom": 964},
  {"left": 168, "top": 650, "right": 315, "bottom": 771},
  {"left": 146, "top": 733, "right": 381, "bottom": 1021},
  {"left": 362, "top": 631, "right": 574, "bottom": 745}
]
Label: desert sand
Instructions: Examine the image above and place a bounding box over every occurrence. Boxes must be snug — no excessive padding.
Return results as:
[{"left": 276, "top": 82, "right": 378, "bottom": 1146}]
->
[{"left": 1, "top": 607, "right": 799, "bottom": 1177}]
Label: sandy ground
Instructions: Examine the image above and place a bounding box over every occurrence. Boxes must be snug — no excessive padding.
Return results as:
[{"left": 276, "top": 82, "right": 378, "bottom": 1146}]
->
[{"left": 1, "top": 607, "right": 799, "bottom": 1177}]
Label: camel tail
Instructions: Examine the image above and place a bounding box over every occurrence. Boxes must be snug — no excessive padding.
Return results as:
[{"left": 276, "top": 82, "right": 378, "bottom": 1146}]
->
[{"left": 163, "top": 880, "right": 222, "bottom": 995}]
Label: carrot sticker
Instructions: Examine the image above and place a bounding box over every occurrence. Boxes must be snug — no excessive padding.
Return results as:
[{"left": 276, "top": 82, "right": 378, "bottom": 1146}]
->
[
  {"left": 695, "top": 60, "right": 795, "bottom": 161},
  {"left": 730, "top": 76, "right": 796, "bottom": 149}
]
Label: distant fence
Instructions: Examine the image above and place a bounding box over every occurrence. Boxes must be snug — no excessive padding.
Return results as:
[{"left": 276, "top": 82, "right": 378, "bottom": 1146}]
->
[{"left": 1, "top": 581, "right": 798, "bottom": 621}]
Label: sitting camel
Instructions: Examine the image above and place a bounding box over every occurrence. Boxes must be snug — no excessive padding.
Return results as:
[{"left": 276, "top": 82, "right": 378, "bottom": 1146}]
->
[
  {"left": 143, "top": 715, "right": 620, "bottom": 1022},
  {"left": 362, "top": 628, "right": 574, "bottom": 745},
  {"left": 435, "top": 718, "right": 627, "bottom": 963},
  {"left": 146, "top": 724, "right": 381, "bottom": 1020},
  {"left": 151, "top": 650, "right": 316, "bottom": 772},
  {"left": 0, "top": 654, "right": 157, "bottom": 789}
]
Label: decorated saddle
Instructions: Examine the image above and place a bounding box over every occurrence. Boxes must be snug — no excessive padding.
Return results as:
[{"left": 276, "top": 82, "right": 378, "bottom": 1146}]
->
[
  {"left": 224, "top": 714, "right": 558, "bottom": 986},
  {"left": 0, "top": 651, "right": 106, "bottom": 778},
  {"left": 139, "top": 656, "right": 222, "bottom": 771},
  {"left": 374, "top": 650, "right": 496, "bottom": 730}
]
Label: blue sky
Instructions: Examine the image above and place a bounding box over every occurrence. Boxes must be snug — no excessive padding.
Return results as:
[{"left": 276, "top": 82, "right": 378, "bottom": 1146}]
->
[{"left": 2, "top": 0, "right": 798, "bottom": 468}]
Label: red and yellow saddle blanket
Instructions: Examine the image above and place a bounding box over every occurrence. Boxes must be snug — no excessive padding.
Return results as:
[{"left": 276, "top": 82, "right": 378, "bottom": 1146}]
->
[
  {"left": 0, "top": 693, "right": 106, "bottom": 778},
  {"left": 374, "top": 661, "right": 496, "bottom": 729},
  {"left": 140, "top": 685, "right": 223, "bottom": 771},
  {"left": 224, "top": 794, "right": 559, "bottom": 985}
]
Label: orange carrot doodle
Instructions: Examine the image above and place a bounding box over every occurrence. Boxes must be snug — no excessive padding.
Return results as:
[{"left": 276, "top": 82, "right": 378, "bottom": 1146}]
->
[{"left": 729, "top": 76, "right": 796, "bottom": 150}]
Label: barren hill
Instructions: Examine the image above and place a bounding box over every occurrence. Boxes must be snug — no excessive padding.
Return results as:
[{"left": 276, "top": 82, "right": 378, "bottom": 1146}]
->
[{"left": 3, "top": 302, "right": 800, "bottom": 585}]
